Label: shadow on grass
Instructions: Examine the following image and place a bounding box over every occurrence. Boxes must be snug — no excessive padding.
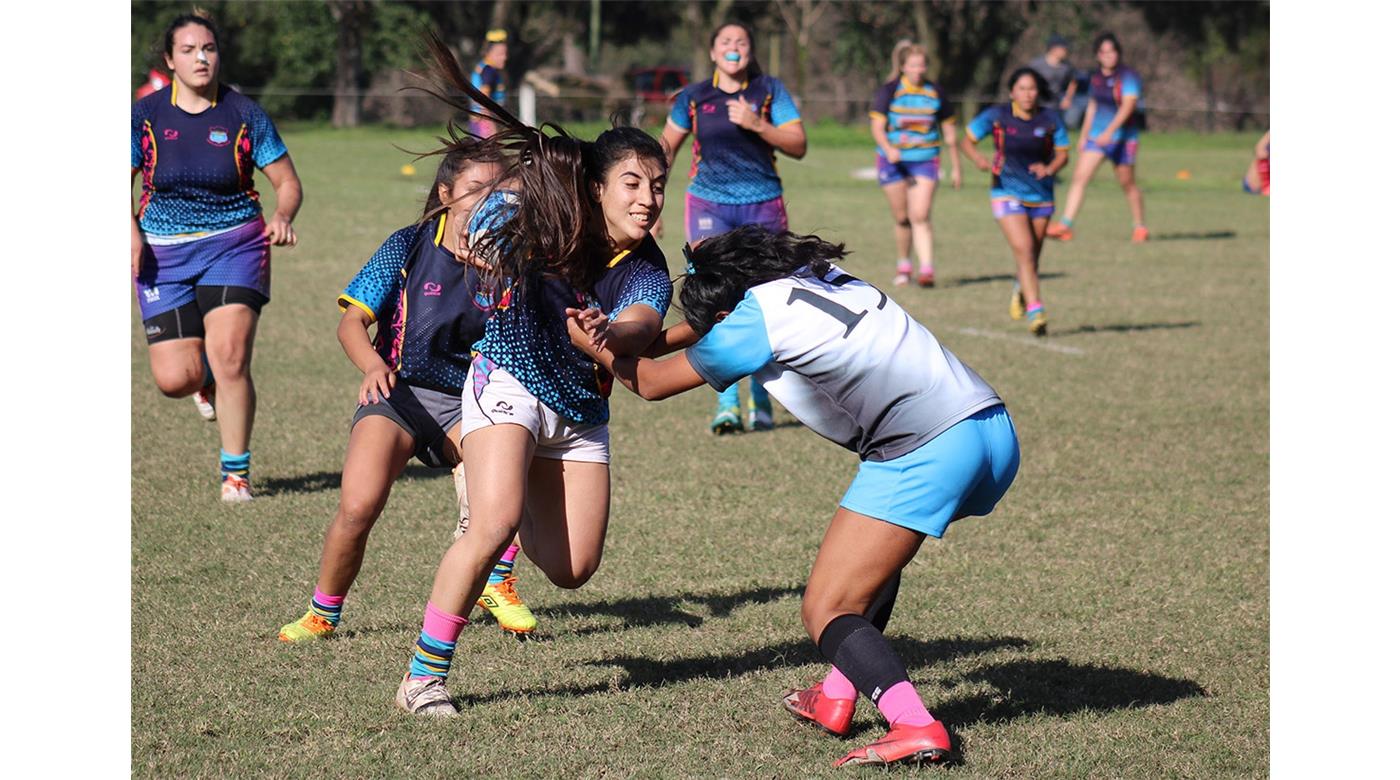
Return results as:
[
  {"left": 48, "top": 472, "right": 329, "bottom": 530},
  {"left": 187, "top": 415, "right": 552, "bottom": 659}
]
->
[
  {"left": 259, "top": 464, "right": 445, "bottom": 496},
  {"left": 948, "top": 271, "right": 1068, "bottom": 287},
  {"left": 1149, "top": 230, "right": 1236, "bottom": 241},
  {"left": 531, "top": 584, "right": 806, "bottom": 632},
  {"left": 937, "top": 657, "right": 1207, "bottom": 727},
  {"left": 458, "top": 635, "right": 1030, "bottom": 707},
  {"left": 1057, "top": 321, "right": 1200, "bottom": 337}
]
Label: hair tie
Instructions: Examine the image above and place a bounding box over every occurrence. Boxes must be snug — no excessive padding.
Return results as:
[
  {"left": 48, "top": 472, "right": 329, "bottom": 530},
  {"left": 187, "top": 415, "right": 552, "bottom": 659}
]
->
[{"left": 682, "top": 242, "right": 696, "bottom": 275}]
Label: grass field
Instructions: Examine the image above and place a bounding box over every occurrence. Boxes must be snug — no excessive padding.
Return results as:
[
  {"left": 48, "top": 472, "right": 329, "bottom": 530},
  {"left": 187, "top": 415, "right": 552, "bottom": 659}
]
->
[{"left": 132, "top": 126, "right": 1268, "bottom": 778}]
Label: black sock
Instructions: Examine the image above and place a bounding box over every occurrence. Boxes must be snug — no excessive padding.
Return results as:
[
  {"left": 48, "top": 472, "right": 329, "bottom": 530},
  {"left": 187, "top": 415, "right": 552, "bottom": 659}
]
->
[{"left": 817, "top": 613, "right": 910, "bottom": 704}]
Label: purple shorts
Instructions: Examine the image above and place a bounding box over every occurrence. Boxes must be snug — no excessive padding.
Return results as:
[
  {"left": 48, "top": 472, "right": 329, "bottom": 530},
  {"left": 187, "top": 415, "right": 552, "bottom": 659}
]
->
[
  {"left": 1083, "top": 136, "right": 1139, "bottom": 166},
  {"left": 991, "top": 198, "right": 1055, "bottom": 221},
  {"left": 684, "top": 193, "right": 788, "bottom": 242},
  {"left": 135, "top": 217, "right": 271, "bottom": 319},
  {"left": 876, "top": 154, "right": 940, "bottom": 185}
]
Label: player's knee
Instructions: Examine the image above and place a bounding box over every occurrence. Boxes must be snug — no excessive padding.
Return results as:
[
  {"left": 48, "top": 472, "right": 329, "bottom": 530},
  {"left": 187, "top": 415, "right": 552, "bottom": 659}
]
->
[
  {"left": 334, "top": 498, "right": 383, "bottom": 537},
  {"left": 206, "top": 341, "right": 252, "bottom": 379},
  {"left": 152, "top": 365, "right": 202, "bottom": 398},
  {"left": 544, "top": 560, "right": 599, "bottom": 590},
  {"left": 894, "top": 216, "right": 911, "bottom": 228},
  {"left": 908, "top": 212, "right": 930, "bottom": 227}
]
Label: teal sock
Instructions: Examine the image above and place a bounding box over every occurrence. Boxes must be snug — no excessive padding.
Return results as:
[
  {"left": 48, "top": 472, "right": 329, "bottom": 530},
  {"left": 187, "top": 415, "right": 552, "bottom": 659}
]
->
[
  {"left": 220, "top": 450, "right": 250, "bottom": 479},
  {"left": 1059, "top": 217, "right": 1074, "bottom": 228}
]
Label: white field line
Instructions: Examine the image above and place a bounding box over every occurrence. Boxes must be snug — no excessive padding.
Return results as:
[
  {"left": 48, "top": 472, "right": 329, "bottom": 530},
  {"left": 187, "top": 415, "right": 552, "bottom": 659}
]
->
[{"left": 955, "top": 327, "right": 1087, "bottom": 355}]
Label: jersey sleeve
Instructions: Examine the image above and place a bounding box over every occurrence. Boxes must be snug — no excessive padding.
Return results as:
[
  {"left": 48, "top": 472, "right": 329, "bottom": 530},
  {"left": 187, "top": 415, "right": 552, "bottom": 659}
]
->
[
  {"left": 965, "top": 106, "right": 996, "bottom": 142},
  {"left": 1052, "top": 111, "right": 1071, "bottom": 148},
  {"left": 130, "top": 102, "right": 147, "bottom": 169},
  {"left": 868, "top": 81, "right": 894, "bottom": 119},
  {"left": 1120, "top": 70, "right": 1142, "bottom": 101},
  {"left": 667, "top": 87, "right": 693, "bottom": 131},
  {"left": 933, "top": 83, "right": 956, "bottom": 123},
  {"left": 684, "top": 293, "right": 774, "bottom": 391},
  {"left": 244, "top": 100, "right": 289, "bottom": 168},
  {"left": 605, "top": 259, "right": 672, "bottom": 320},
  {"left": 768, "top": 78, "right": 802, "bottom": 126},
  {"left": 339, "top": 226, "right": 415, "bottom": 323}
]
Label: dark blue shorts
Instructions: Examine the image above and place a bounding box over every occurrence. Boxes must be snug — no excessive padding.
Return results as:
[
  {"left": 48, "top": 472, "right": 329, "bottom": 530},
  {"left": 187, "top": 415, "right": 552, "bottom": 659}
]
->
[
  {"left": 684, "top": 193, "right": 788, "bottom": 242},
  {"left": 135, "top": 218, "right": 271, "bottom": 319}
]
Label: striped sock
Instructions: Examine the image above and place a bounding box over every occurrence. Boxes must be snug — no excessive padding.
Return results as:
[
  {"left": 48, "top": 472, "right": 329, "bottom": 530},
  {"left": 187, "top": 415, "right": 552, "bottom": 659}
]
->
[
  {"left": 220, "top": 450, "right": 250, "bottom": 479},
  {"left": 1026, "top": 301, "right": 1044, "bottom": 316},
  {"left": 487, "top": 544, "right": 520, "bottom": 585},
  {"left": 408, "top": 602, "right": 468, "bottom": 680},
  {"left": 310, "top": 587, "right": 344, "bottom": 627}
]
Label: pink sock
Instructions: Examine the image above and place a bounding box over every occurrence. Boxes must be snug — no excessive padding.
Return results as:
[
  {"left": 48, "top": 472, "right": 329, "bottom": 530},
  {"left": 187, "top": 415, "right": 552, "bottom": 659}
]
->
[
  {"left": 821, "top": 666, "right": 858, "bottom": 701},
  {"left": 313, "top": 587, "right": 344, "bottom": 607},
  {"left": 876, "top": 681, "right": 935, "bottom": 727},
  {"left": 499, "top": 544, "right": 519, "bottom": 564},
  {"left": 422, "top": 601, "right": 469, "bottom": 644}
]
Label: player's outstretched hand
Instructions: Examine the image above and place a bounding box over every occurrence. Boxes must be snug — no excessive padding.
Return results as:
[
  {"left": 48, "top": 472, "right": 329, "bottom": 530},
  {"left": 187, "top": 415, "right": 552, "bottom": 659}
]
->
[
  {"left": 360, "top": 362, "right": 396, "bottom": 405},
  {"left": 263, "top": 214, "right": 298, "bottom": 247}
]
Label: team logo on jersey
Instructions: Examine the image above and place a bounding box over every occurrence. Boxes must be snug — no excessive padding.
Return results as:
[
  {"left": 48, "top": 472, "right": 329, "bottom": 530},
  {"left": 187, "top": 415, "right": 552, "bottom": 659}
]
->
[
  {"left": 207, "top": 126, "right": 231, "bottom": 146},
  {"left": 163, "top": 129, "right": 180, "bottom": 141},
  {"left": 143, "top": 287, "right": 161, "bottom": 302},
  {"left": 422, "top": 282, "right": 442, "bottom": 296},
  {"left": 1033, "top": 127, "right": 1047, "bottom": 137},
  {"left": 702, "top": 103, "right": 717, "bottom": 114}
]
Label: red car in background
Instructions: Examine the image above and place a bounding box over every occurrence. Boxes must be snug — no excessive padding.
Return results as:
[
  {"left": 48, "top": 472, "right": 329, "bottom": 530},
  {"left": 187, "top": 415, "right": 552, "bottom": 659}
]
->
[
  {"left": 135, "top": 69, "right": 170, "bottom": 100},
  {"left": 626, "top": 66, "right": 689, "bottom": 126}
]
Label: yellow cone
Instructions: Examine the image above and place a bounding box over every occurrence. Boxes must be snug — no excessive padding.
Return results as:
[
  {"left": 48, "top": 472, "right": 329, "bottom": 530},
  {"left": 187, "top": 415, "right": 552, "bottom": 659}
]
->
[{"left": 400, "top": 164, "right": 416, "bottom": 177}]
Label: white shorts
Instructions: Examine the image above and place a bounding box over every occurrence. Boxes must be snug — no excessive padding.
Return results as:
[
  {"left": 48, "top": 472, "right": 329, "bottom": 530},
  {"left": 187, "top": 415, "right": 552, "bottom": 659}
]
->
[{"left": 460, "top": 355, "right": 611, "bottom": 463}]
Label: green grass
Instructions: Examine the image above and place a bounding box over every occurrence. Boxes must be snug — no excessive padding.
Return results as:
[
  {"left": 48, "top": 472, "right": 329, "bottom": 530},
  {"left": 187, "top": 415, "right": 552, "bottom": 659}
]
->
[{"left": 132, "top": 128, "right": 1267, "bottom": 777}]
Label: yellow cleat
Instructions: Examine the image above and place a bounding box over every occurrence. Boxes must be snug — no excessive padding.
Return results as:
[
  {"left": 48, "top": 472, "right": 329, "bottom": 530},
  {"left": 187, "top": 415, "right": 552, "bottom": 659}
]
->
[
  {"left": 1028, "top": 309, "right": 1048, "bottom": 337},
  {"left": 278, "top": 610, "right": 337, "bottom": 643},
  {"left": 477, "top": 576, "right": 538, "bottom": 636},
  {"left": 1009, "top": 290, "right": 1026, "bottom": 320}
]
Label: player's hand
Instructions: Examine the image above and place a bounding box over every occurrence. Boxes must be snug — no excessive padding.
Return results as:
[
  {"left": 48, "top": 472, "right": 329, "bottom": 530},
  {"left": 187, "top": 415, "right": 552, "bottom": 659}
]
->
[
  {"left": 564, "top": 311, "right": 602, "bottom": 356},
  {"left": 1028, "top": 162, "right": 1051, "bottom": 180},
  {"left": 360, "top": 362, "right": 396, "bottom": 405},
  {"left": 725, "top": 99, "right": 762, "bottom": 132},
  {"left": 973, "top": 155, "right": 992, "bottom": 172},
  {"left": 263, "top": 214, "right": 298, "bottom": 247},
  {"left": 131, "top": 237, "right": 146, "bottom": 278},
  {"left": 950, "top": 168, "right": 963, "bottom": 190},
  {"left": 883, "top": 147, "right": 902, "bottom": 164},
  {"left": 565, "top": 306, "right": 611, "bottom": 348},
  {"left": 1059, "top": 96, "right": 1072, "bottom": 111},
  {"left": 1093, "top": 131, "right": 1113, "bottom": 148}
]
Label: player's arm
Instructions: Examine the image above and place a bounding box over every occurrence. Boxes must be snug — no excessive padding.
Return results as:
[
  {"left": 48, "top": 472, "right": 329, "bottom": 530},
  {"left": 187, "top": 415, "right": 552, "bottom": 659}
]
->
[
  {"left": 751, "top": 115, "right": 807, "bottom": 159},
  {"left": 1078, "top": 100, "right": 1096, "bottom": 150},
  {"left": 567, "top": 316, "right": 706, "bottom": 401},
  {"left": 261, "top": 155, "right": 302, "bottom": 247},
  {"left": 1060, "top": 78, "right": 1078, "bottom": 110},
  {"left": 131, "top": 167, "right": 145, "bottom": 277},
  {"left": 959, "top": 130, "right": 990, "bottom": 172},
  {"left": 643, "top": 321, "right": 701, "bottom": 358},
  {"left": 661, "top": 120, "right": 690, "bottom": 168},
  {"left": 869, "top": 114, "right": 900, "bottom": 163},
  {"left": 1254, "top": 131, "right": 1270, "bottom": 160},
  {"left": 941, "top": 117, "right": 963, "bottom": 188},
  {"left": 594, "top": 303, "right": 664, "bottom": 357},
  {"left": 1097, "top": 94, "right": 1136, "bottom": 143},
  {"left": 337, "top": 306, "right": 396, "bottom": 404}
]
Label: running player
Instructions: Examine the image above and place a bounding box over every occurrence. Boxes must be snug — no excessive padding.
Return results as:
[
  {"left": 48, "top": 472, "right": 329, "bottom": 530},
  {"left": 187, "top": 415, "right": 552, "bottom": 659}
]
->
[
  {"left": 661, "top": 20, "right": 806, "bottom": 434},
  {"left": 132, "top": 12, "right": 302, "bottom": 502},
  {"left": 1047, "top": 32, "right": 1148, "bottom": 242},
  {"left": 469, "top": 29, "right": 508, "bottom": 137},
  {"left": 564, "top": 226, "right": 1019, "bottom": 768},
  {"left": 277, "top": 143, "right": 539, "bottom": 643},
  {"left": 869, "top": 40, "right": 962, "bottom": 288},
  {"left": 1242, "top": 130, "right": 1269, "bottom": 195},
  {"left": 392, "top": 36, "right": 672, "bottom": 716},
  {"left": 959, "top": 68, "right": 1070, "bottom": 336}
]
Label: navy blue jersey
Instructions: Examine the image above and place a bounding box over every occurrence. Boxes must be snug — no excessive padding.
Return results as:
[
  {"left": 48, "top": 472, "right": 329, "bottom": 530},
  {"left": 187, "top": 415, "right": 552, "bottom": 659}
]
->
[
  {"left": 339, "top": 214, "right": 495, "bottom": 395},
  {"left": 966, "top": 104, "right": 1070, "bottom": 204},
  {"left": 132, "top": 84, "right": 288, "bottom": 237},
  {"left": 668, "top": 73, "right": 801, "bottom": 204},
  {"left": 470, "top": 61, "right": 507, "bottom": 108},
  {"left": 1087, "top": 66, "right": 1143, "bottom": 141},
  {"left": 469, "top": 193, "right": 672, "bottom": 424}
]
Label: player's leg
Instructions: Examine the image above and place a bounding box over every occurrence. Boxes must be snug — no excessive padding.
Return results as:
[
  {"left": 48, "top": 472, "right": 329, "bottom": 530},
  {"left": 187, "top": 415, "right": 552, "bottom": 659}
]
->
[
  {"left": 1051, "top": 149, "right": 1105, "bottom": 239},
  {"left": 906, "top": 170, "right": 939, "bottom": 286},
  {"left": 201, "top": 296, "right": 261, "bottom": 502},
  {"left": 1114, "top": 144, "right": 1147, "bottom": 241},
  {"left": 743, "top": 197, "right": 789, "bottom": 432},
  {"left": 1028, "top": 211, "right": 1053, "bottom": 334},
  {"left": 688, "top": 197, "right": 744, "bottom": 434},
  {"left": 993, "top": 205, "right": 1044, "bottom": 334},
  {"left": 879, "top": 175, "right": 913, "bottom": 286},
  {"left": 145, "top": 301, "right": 208, "bottom": 399},
  {"left": 517, "top": 456, "right": 611, "bottom": 590},
  {"left": 279, "top": 414, "right": 416, "bottom": 642},
  {"left": 397, "top": 421, "right": 533, "bottom": 716}
]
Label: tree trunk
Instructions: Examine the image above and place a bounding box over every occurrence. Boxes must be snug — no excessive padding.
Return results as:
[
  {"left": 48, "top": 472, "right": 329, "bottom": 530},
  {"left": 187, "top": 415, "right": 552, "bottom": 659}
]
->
[
  {"left": 329, "top": 0, "right": 366, "bottom": 129},
  {"left": 491, "top": 0, "right": 511, "bottom": 30}
]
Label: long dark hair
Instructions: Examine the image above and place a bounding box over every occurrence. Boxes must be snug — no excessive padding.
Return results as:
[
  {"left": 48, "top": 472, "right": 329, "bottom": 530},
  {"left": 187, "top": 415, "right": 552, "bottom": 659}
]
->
[
  {"left": 421, "top": 142, "right": 505, "bottom": 218},
  {"left": 679, "top": 226, "right": 848, "bottom": 336},
  {"left": 1093, "top": 32, "right": 1123, "bottom": 63},
  {"left": 414, "top": 31, "right": 603, "bottom": 291},
  {"left": 1006, "top": 66, "right": 1050, "bottom": 100}
]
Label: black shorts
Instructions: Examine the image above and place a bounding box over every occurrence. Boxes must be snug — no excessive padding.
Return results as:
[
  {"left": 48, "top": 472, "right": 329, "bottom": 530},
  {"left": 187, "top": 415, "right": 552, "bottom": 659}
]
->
[
  {"left": 351, "top": 383, "right": 464, "bottom": 468},
  {"left": 142, "top": 286, "right": 269, "bottom": 344}
]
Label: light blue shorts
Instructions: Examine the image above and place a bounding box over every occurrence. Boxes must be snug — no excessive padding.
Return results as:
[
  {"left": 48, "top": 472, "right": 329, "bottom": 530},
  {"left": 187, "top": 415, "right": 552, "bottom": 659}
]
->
[{"left": 839, "top": 405, "right": 1019, "bottom": 538}]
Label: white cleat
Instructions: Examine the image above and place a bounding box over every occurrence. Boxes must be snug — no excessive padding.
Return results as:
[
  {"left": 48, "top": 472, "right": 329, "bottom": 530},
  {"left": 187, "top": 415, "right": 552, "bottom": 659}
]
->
[
  {"left": 193, "top": 386, "right": 217, "bottom": 421},
  {"left": 395, "top": 674, "right": 458, "bottom": 717}
]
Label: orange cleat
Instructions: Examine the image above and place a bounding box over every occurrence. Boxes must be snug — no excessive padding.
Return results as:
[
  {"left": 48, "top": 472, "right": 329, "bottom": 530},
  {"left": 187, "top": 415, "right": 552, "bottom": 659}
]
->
[
  {"left": 833, "top": 720, "right": 952, "bottom": 768},
  {"left": 782, "top": 684, "right": 856, "bottom": 737},
  {"left": 1131, "top": 225, "right": 1150, "bottom": 243},
  {"left": 1046, "top": 222, "right": 1074, "bottom": 241}
]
